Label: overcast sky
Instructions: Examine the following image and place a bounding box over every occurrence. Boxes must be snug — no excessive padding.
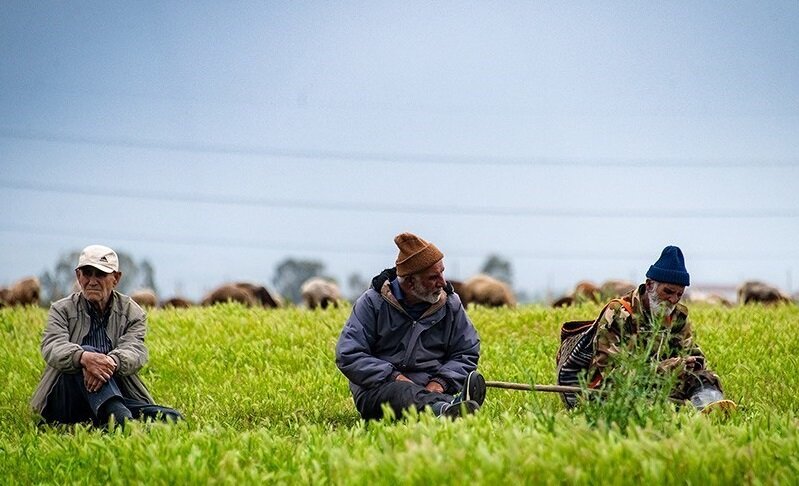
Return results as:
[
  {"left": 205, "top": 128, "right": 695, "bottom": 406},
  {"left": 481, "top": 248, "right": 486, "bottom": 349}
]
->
[{"left": 1, "top": 1, "right": 798, "bottom": 302}]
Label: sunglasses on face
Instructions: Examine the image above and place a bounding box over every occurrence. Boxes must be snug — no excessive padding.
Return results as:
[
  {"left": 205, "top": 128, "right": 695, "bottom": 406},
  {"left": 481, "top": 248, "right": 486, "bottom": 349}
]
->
[{"left": 79, "top": 267, "right": 112, "bottom": 278}]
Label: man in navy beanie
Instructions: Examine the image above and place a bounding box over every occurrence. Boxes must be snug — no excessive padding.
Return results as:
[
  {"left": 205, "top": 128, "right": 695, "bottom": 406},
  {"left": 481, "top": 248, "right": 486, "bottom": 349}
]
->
[{"left": 556, "top": 246, "right": 731, "bottom": 412}]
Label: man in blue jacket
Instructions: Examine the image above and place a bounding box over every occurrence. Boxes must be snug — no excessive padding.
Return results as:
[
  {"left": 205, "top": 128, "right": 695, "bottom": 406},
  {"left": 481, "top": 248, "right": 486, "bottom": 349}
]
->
[{"left": 336, "top": 232, "right": 485, "bottom": 420}]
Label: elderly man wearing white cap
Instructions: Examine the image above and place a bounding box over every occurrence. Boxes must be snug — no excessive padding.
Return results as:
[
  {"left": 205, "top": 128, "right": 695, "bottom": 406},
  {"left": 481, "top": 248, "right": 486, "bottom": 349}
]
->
[
  {"left": 31, "top": 245, "right": 181, "bottom": 427},
  {"left": 336, "top": 232, "right": 485, "bottom": 420}
]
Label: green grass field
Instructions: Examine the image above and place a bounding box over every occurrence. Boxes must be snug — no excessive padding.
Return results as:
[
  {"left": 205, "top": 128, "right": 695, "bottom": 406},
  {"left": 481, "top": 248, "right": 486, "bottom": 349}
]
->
[{"left": 1, "top": 302, "right": 798, "bottom": 484}]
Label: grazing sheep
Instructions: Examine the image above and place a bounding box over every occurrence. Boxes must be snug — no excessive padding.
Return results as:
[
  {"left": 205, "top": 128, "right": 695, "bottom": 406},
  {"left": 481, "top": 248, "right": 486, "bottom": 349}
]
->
[
  {"left": 160, "top": 297, "right": 194, "bottom": 308},
  {"left": 573, "top": 280, "right": 602, "bottom": 304},
  {"left": 234, "top": 282, "right": 282, "bottom": 308},
  {"left": 448, "top": 279, "right": 465, "bottom": 300},
  {"left": 2, "top": 277, "right": 41, "bottom": 307},
  {"left": 737, "top": 281, "right": 792, "bottom": 305},
  {"left": 551, "top": 281, "right": 601, "bottom": 307},
  {"left": 553, "top": 279, "right": 636, "bottom": 308},
  {"left": 599, "top": 279, "right": 636, "bottom": 300},
  {"left": 684, "top": 291, "right": 733, "bottom": 307},
  {"left": 201, "top": 284, "right": 259, "bottom": 307},
  {"left": 201, "top": 282, "right": 282, "bottom": 308},
  {"left": 460, "top": 274, "right": 516, "bottom": 308},
  {"left": 301, "top": 277, "right": 342, "bottom": 309},
  {"left": 551, "top": 295, "right": 574, "bottom": 308},
  {"left": 130, "top": 288, "right": 158, "bottom": 308}
]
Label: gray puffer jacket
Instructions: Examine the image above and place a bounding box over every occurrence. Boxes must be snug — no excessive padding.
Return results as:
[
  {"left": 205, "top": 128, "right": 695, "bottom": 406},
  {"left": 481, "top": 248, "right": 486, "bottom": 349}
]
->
[{"left": 335, "top": 268, "right": 480, "bottom": 399}]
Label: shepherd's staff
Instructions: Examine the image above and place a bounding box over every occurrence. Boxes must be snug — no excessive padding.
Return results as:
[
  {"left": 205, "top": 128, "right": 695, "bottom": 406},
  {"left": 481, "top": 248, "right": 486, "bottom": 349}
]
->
[
  {"left": 484, "top": 380, "right": 730, "bottom": 411},
  {"left": 485, "top": 381, "right": 598, "bottom": 394}
]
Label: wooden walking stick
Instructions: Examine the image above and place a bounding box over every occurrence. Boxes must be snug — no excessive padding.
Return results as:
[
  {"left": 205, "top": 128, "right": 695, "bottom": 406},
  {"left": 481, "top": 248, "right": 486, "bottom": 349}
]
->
[
  {"left": 486, "top": 381, "right": 700, "bottom": 408},
  {"left": 485, "top": 380, "right": 598, "bottom": 394}
]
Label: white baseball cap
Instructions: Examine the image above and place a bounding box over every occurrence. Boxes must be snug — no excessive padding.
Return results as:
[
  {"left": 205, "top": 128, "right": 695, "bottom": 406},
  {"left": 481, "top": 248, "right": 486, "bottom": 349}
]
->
[{"left": 75, "top": 245, "right": 119, "bottom": 273}]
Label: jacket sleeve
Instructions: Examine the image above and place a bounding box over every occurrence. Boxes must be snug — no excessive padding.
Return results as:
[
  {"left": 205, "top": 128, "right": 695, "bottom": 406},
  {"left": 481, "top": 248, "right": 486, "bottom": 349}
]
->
[
  {"left": 658, "top": 315, "right": 708, "bottom": 372},
  {"left": 674, "top": 316, "right": 705, "bottom": 359},
  {"left": 434, "top": 299, "right": 480, "bottom": 390},
  {"left": 41, "top": 303, "right": 83, "bottom": 372},
  {"left": 335, "top": 293, "right": 395, "bottom": 388},
  {"left": 108, "top": 304, "right": 149, "bottom": 376}
]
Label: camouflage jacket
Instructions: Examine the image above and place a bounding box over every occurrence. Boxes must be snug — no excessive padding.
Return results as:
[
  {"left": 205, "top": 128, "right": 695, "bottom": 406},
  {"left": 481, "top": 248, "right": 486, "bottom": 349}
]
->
[{"left": 588, "top": 283, "right": 708, "bottom": 388}]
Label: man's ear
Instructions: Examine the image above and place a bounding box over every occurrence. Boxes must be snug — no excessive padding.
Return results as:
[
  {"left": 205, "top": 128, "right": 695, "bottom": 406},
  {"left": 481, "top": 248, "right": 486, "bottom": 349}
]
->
[
  {"left": 644, "top": 278, "right": 654, "bottom": 291},
  {"left": 112, "top": 271, "right": 123, "bottom": 287}
]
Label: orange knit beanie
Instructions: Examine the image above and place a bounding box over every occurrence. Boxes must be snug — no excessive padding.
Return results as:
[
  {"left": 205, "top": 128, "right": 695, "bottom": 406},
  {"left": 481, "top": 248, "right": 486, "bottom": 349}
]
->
[{"left": 394, "top": 232, "right": 444, "bottom": 277}]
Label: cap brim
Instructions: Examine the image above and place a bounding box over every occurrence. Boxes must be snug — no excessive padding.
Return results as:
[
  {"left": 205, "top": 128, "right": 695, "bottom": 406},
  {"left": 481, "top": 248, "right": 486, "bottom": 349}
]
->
[{"left": 76, "top": 263, "right": 116, "bottom": 273}]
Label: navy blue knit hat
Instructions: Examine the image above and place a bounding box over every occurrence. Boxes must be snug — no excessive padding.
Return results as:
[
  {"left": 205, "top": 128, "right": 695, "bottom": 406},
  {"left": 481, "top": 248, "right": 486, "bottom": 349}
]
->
[{"left": 646, "top": 246, "right": 690, "bottom": 286}]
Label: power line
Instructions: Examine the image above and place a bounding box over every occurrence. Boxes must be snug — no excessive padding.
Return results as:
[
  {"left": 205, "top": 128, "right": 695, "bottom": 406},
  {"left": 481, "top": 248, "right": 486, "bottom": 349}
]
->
[
  {"left": 2, "top": 179, "right": 798, "bottom": 218},
  {"left": 2, "top": 223, "right": 798, "bottom": 261},
  {"left": 2, "top": 127, "right": 798, "bottom": 168}
]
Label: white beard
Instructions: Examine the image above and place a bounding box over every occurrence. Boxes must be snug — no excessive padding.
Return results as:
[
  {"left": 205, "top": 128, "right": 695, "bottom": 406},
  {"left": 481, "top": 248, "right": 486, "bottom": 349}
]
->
[
  {"left": 648, "top": 290, "right": 675, "bottom": 318},
  {"left": 410, "top": 286, "right": 441, "bottom": 304}
]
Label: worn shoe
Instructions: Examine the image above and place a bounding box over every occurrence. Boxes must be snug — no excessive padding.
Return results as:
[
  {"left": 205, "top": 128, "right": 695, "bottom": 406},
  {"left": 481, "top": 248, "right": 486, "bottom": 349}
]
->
[
  {"left": 458, "top": 370, "right": 486, "bottom": 406},
  {"left": 439, "top": 399, "right": 480, "bottom": 418},
  {"left": 688, "top": 385, "right": 725, "bottom": 411},
  {"left": 436, "top": 371, "right": 486, "bottom": 418},
  {"left": 700, "top": 399, "right": 737, "bottom": 418}
]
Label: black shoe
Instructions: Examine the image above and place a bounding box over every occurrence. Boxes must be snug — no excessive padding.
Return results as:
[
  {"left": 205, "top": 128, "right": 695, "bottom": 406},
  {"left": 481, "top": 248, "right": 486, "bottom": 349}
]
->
[
  {"left": 439, "top": 399, "right": 480, "bottom": 418},
  {"left": 459, "top": 371, "right": 486, "bottom": 406}
]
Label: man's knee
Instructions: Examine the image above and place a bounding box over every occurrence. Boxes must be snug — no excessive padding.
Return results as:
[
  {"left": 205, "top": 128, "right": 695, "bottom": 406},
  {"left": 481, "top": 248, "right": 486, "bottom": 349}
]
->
[{"left": 41, "top": 374, "right": 92, "bottom": 424}]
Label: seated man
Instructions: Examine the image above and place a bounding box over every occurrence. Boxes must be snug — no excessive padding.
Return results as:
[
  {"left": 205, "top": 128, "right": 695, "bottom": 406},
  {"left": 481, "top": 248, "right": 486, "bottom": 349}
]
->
[
  {"left": 336, "top": 232, "right": 485, "bottom": 420},
  {"left": 556, "top": 246, "right": 728, "bottom": 411},
  {"left": 31, "top": 245, "right": 182, "bottom": 427}
]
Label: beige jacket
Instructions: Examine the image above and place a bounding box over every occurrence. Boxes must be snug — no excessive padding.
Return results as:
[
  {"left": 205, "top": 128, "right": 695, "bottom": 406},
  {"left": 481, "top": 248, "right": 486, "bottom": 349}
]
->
[{"left": 30, "top": 291, "right": 154, "bottom": 414}]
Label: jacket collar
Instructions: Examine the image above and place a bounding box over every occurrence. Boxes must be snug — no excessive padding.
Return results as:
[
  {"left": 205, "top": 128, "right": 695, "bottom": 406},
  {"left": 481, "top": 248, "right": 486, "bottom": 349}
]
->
[
  {"left": 371, "top": 267, "right": 452, "bottom": 320},
  {"left": 78, "top": 290, "right": 121, "bottom": 317}
]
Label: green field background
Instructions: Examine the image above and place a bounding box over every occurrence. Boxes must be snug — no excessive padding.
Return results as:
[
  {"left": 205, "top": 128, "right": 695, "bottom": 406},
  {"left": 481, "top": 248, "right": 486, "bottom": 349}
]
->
[{"left": 1, "top": 303, "right": 798, "bottom": 484}]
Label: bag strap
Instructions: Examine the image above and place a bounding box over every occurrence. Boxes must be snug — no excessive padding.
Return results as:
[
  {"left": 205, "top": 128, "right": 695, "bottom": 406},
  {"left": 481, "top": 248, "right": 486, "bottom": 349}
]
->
[{"left": 611, "top": 297, "right": 634, "bottom": 315}]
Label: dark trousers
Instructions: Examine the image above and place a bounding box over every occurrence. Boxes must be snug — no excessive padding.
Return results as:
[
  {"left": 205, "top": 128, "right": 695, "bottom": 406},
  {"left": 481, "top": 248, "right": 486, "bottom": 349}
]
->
[
  {"left": 41, "top": 372, "right": 182, "bottom": 426},
  {"left": 41, "top": 347, "right": 182, "bottom": 426},
  {"left": 354, "top": 381, "right": 454, "bottom": 420}
]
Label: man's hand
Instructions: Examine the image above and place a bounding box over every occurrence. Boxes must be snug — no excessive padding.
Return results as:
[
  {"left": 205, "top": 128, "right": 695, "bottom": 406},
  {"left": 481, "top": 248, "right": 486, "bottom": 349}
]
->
[
  {"left": 658, "top": 356, "right": 701, "bottom": 374},
  {"left": 683, "top": 356, "right": 702, "bottom": 370},
  {"left": 83, "top": 368, "right": 106, "bottom": 393},
  {"left": 424, "top": 381, "right": 445, "bottom": 394},
  {"left": 395, "top": 373, "right": 413, "bottom": 383},
  {"left": 80, "top": 351, "right": 117, "bottom": 383}
]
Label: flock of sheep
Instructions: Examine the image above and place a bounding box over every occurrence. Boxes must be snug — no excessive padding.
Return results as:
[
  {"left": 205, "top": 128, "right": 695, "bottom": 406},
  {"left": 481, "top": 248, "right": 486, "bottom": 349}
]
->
[
  {"left": 551, "top": 279, "right": 796, "bottom": 307},
  {"left": 127, "top": 278, "right": 339, "bottom": 310},
  {"left": 0, "top": 273, "right": 516, "bottom": 309},
  {"left": 0, "top": 273, "right": 795, "bottom": 310}
]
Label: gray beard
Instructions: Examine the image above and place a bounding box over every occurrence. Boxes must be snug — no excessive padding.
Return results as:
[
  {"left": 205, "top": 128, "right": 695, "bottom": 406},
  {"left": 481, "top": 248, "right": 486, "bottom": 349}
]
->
[
  {"left": 410, "top": 287, "right": 441, "bottom": 305},
  {"left": 648, "top": 291, "right": 675, "bottom": 318}
]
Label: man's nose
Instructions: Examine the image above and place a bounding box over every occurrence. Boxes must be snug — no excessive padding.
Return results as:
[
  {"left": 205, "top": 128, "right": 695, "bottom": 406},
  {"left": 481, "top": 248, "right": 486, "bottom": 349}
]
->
[{"left": 667, "top": 294, "right": 680, "bottom": 304}]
